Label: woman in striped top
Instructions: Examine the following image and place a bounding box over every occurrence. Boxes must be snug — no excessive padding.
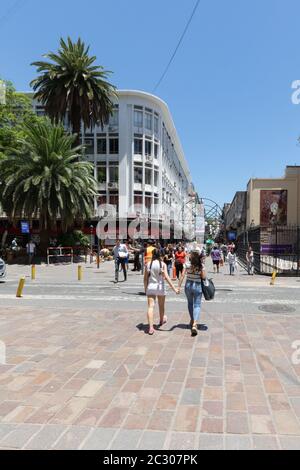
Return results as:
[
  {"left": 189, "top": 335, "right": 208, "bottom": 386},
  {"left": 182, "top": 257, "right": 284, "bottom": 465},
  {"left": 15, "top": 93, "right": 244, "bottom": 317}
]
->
[{"left": 178, "top": 249, "right": 206, "bottom": 336}]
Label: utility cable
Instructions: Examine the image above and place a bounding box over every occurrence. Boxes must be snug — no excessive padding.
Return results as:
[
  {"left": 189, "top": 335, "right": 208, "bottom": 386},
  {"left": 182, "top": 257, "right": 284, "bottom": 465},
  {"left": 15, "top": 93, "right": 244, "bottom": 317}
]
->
[{"left": 153, "top": 0, "right": 201, "bottom": 92}]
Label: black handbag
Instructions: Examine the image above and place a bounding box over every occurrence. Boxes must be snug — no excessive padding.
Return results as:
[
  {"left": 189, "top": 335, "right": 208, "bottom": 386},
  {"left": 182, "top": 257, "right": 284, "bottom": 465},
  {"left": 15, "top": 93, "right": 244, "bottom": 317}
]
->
[{"left": 201, "top": 278, "right": 215, "bottom": 301}]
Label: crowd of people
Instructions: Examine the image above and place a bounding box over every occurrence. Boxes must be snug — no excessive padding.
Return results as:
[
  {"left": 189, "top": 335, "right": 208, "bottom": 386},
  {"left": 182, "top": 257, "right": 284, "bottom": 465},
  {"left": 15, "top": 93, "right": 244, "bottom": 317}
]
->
[
  {"left": 112, "top": 239, "right": 206, "bottom": 336},
  {"left": 112, "top": 239, "right": 255, "bottom": 336}
]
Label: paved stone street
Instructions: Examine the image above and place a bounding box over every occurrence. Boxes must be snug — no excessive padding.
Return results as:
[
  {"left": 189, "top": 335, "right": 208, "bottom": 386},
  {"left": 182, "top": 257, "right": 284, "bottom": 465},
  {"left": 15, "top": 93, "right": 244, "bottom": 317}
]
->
[{"left": 1, "top": 260, "right": 300, "bottom": 449}]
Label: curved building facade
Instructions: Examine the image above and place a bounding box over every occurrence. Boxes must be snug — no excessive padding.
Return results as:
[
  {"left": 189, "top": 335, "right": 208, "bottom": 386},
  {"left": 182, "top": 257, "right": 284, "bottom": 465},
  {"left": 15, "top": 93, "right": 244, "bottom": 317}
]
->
[{"left": 32, "top": 90, "right": 196, "bottom": 239}]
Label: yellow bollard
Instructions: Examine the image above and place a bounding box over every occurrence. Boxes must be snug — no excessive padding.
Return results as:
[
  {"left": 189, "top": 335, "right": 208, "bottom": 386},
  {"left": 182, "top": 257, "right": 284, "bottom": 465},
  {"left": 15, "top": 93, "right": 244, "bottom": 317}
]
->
[
  {"left": 31, "top": 265, "right": 36, "bottom": 280},
  {"left": 16, "top": 277, "right": 26, "bottom": 298},
  {"left": 78, "top": 265, "right": 82, "bottom": 281},
  {"left": 270, "top": 270, "right": 277, "bottom": 285}
]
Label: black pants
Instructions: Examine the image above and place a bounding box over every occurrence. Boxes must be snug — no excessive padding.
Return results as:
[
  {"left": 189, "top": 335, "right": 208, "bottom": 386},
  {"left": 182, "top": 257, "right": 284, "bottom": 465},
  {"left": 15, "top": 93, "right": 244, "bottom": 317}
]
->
[
  {"left": 175, "top": 262, "right": 184, "bottom": 279},
  {"left": 115, "top": 258, "right": 127, "bottom": 281},
  {"left": 133, "top": 253, "right": 141, "bottom": 271}
]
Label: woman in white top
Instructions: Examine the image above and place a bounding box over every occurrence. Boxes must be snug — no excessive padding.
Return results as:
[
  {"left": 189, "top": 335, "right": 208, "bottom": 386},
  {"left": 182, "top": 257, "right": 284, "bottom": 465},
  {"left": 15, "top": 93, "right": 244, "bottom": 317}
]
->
[
  {"left": 144, "top": 249, "right": 178, "bottom": 335},
  {"left": 227, "top": 249, "right": 237, "bottom": 275}
]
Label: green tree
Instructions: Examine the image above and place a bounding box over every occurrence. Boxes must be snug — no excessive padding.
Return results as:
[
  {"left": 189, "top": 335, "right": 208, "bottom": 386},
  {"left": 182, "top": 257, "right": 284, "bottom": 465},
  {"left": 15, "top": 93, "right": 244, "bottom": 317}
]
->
[
  {"left": 30, "top": 37, "right": 117, "bottom": 143},
  {"left": 0, "top": 79, "right": 37, "bottom": 158},
  {"left": 0, "top": 119, "right": 97, "bottom": 255}
]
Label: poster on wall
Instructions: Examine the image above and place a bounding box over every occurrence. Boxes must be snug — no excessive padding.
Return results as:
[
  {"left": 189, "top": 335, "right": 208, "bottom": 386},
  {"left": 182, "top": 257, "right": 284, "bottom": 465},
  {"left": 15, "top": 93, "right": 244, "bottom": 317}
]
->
[{"left": 260, "top": 190, "right": 287, "bottom": 226}]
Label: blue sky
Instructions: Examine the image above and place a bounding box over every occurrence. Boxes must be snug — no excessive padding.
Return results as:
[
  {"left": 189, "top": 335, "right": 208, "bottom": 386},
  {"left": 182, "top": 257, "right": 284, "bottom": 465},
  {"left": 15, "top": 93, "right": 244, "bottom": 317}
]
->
[{"left": 1, "top": 0, "right": 300, "bottom": 207}]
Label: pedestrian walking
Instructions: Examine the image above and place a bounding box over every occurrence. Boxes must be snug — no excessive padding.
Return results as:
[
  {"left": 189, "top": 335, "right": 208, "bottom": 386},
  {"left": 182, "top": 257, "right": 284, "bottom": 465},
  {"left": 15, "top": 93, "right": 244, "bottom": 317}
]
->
[
  {"left": 140, "top": 242, "right": 146, "bottom": 274},
  {"left": 246, "top": 246, "right": 254, "bottom": 275},
  {"left": 178, "top": 247, "right": 206, "bottom": 336},
  {"left": 211, "top": 245, "right": 222, "bottom": 273},
  {"left": 144, "top": 240, "right": 156, "bottom": 266},
  {"left": 113, "top": 239, "right": 128, "bottom": 283},
  {"left": 26, "top": 239, "right": 36, "bottom": 265},
  {"left": 131, "top": 241, "right": 142, "bottom": 272},
  {"left": 174, "top": 246, "right": 186, "bottom": 279},
  {"left": 221, "top": 243, "right": 228, "bottom": 264},
  {"left": 228, "top": 249, "right": 237, "bottom": 276},
  {"left": 144, "top": 249, "right": 178, "bottom": 335},
  {"left": 163, "top": 244, "right": 174, "bottom": 278}
]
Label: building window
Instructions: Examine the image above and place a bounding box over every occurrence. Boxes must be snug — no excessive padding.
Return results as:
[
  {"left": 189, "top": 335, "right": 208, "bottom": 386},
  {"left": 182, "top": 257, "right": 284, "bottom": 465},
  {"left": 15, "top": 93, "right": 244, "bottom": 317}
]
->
[
  {"left": 145, "top": 196, "right": 152, "bottom": 214},
  {"left": 145, "top": 168, "right": 152, "bottom": 185},
  {"left": 97, "top": 163, "right": 106, "bottom": 183},
  {"left": 134, "top": 110, "right": 143, "bottom": 127},
  {"left": 134, "top": 192, "right": 143, "bottom": 210},
  {"left": 154, "top": 143, "right": 159, "bottom": 158},
  {"left": 109, "top": 192, "right": 119, "bottom": 212},
  {"left": 35, "top": 106, "right": 45, "bottom": 116},
  {"left": 98, "top": 193, "right": 107, "bottom": 205},
  {"left": 145, "top": 113, "right": 152, "bottom": 131},
  {"left": 109, "top": 109, "right": 119, "bottom": 127},
  {"left": 109, "top": 163, "right": 118, "bottom": 183},
  {"left": 134, "top": 166, "right": 143, "bottom": 184},
  {"left": 84, "top": 138, "right": 94, "bottom": 154},
  {"left": 134, "top": 135, "right": 143, "bottom": 155},
  {"left": 97, "top": 137, "right": 107, "bottom": 154},
  {"left": 145, "top": 140, "right": 152, "bottom": 157},
  {"left": 109, "top": 136, "right": 119, "bottom": 154},
  {"left": 154, "top": 115, "right": 159, "bottom": 134},
  {"left": 154, "top": 171, "right": 159, "bottom": 187}
]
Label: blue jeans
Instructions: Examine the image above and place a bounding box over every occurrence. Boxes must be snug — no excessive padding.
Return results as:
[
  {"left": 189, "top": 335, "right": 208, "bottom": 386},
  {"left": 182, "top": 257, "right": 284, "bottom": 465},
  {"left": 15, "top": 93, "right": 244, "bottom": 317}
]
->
[
  {"left": 185, "top": 280, "right": 202, "bottom": 323},
  {"left": 166, "top": 263, "right": 172, "bottom": 278}
]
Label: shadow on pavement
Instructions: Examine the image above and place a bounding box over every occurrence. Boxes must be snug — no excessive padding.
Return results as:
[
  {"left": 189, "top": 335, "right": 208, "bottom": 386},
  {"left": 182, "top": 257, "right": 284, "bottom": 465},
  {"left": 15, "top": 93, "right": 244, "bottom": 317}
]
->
[{"left": 136, "top": 323, "right": 208, "bottom": 333}]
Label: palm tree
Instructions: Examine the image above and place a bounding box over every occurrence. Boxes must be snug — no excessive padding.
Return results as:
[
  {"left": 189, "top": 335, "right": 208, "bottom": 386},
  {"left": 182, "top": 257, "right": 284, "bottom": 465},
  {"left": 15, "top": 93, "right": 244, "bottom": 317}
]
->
[
  {"left": 30, "top": 37, "right": 117, "bottom": 143},
  {"left": 0, "top": 119, "right": 97, "bottom": 255}
]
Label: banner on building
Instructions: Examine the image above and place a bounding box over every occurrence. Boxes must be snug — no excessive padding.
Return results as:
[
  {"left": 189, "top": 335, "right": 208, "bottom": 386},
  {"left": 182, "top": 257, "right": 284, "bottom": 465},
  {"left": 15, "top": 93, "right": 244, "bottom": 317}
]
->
[{"left": 260, "top": 190, "right": 287, "bottom": 226}]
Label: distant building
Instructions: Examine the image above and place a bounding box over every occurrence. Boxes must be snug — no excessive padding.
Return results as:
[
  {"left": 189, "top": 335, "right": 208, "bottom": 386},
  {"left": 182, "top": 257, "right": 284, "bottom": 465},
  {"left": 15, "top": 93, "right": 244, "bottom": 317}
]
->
[
  {"left": 246, "top": 166, "right": 300, "bottom": 228},
  {"left": 224, "top": 191, "right": 247, "bottom": 235}
]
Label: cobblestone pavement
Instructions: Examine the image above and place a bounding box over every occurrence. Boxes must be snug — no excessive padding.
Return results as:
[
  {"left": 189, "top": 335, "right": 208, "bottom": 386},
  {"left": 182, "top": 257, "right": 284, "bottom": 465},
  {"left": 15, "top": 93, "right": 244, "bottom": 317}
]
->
[{"left": 0, "top": 261, "right": 300, "bottom": 449}]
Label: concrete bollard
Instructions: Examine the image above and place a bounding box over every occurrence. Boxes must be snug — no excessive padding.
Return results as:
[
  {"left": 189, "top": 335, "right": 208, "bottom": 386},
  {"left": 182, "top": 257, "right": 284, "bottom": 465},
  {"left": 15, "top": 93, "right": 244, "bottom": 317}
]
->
[
  {"left": 270, "top": 271, "right": 277, "bottom": 285},
  {"left": 31, "top": 265, "right": 36, "bottom": 280},
  {"left": 16, "top": 277, "right": 26, "bottom": 297},
  {"left": 78, "top": 265, "right": 82, "bottom": 281}
]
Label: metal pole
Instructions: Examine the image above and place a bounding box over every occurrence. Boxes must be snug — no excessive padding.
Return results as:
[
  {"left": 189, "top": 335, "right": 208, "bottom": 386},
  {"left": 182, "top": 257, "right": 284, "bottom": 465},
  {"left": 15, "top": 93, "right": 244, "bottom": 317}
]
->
[{"left": 90, "top": 225, "right": 93, "bottom": 264}]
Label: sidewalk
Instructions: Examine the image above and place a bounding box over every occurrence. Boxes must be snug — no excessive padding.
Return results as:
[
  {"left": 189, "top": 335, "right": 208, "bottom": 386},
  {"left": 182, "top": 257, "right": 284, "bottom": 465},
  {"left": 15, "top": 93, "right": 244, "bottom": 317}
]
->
[{"left": 0, "top": 261, "right": 300, "bottom": 449}]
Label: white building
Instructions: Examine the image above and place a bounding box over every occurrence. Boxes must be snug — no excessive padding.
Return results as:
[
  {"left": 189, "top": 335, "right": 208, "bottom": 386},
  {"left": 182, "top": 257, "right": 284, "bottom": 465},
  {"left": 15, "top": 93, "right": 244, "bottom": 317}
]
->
[{"left": 32, "top": 90, "right": 196, "bottom": 239}]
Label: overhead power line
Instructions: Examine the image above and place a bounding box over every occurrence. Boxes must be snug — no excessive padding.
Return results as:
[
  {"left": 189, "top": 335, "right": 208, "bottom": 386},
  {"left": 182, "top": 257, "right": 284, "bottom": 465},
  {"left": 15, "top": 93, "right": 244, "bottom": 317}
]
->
[{"left": 153, "top": 0, "right": 201, "bottom": 92}]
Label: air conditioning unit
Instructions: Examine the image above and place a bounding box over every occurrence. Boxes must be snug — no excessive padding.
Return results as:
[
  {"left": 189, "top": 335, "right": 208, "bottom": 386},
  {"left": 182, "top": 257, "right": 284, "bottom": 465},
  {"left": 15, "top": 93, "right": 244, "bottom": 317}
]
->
[{"left": 108, "top": 182, "right": 118, "bottom": 189}]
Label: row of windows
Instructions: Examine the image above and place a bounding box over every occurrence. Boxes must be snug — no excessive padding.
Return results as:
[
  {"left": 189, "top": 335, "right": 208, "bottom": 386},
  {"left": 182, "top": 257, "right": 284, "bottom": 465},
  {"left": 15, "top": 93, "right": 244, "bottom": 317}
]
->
[
  {"left": 134, "top": 192, "right": 160, "bottom": 214},
  {"left": 133, "top": 107, "right": 159, "bottom": 133},
  {"left": 134, "top": 136, "right": 159, "bottom": 158},
  {"left": 97, "top": 162, "right": 119, "bottom": 184},
  {"left": 134, "top": 164, "right": 159, "bottom": 186},
  {"left": 83, "top": 135, "right": 119, "bottom": 155},
  {"left": 97, "top": 192, "right": 160, "bottom": 214}
]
